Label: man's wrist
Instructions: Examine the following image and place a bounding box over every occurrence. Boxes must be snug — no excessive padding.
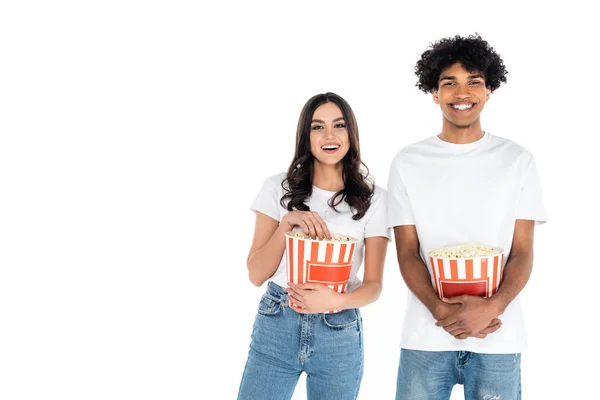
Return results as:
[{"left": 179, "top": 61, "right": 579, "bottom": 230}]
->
[{"left": 487, "top": 295, "right": 508, "bottom": 316}]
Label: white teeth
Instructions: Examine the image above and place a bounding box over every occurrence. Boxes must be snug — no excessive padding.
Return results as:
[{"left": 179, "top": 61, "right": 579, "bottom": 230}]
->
[
  {"left": 321, "top": 145, "right": 340, "bottom": 150},
  {"left": 453, "top": 104, "right": 473, "bottom": 110}
]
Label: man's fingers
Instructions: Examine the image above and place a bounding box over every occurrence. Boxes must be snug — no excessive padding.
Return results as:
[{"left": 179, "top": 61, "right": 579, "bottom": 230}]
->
[
  {"left": 442, "top": 295, "right": 465, "bottom": 304},
  {"left": 448, "top": 327, "right": 467, "bottom": 337},
  {"left": 442, "top": 322, "right": 460, "bottom": 333},
  {"left": 480, "top": 321, "right": 502, "bottom": 334},
  {"left": 436, "top": 316, "right": 458, "bottom": 328}
]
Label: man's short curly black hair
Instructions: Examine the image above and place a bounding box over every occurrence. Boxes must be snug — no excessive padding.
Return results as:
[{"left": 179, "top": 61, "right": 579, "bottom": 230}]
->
[{"left": 415, "top": 34, "right": 508, "bottom": 93}]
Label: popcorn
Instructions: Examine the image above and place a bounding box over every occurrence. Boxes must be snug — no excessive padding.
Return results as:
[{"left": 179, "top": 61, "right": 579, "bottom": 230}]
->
[
  {"left": 291, "top": 231, "right": 354, "bottom": 242},
  {"left": 428, "top": 244, "right": 505, "bottom": 298},
  {"left": 429, "top": 244, "right": 502, "bottom": 259}
]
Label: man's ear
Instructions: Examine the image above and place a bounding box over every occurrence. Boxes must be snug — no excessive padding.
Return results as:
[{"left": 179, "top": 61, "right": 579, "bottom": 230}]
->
[
  {"left": 486, "top": 86, "right": 491, "bottom": 101},
  {"left": 432, "top": 89, "right": 439, "bottom": 104}
]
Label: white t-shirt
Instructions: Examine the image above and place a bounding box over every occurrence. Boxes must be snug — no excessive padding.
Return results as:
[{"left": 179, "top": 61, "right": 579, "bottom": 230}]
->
[
  {"left": 251, "top": 172, "right": 391, "bottom": 290},
  {"left": 387, "top": 132, "right": 546, "bottom": 354}
]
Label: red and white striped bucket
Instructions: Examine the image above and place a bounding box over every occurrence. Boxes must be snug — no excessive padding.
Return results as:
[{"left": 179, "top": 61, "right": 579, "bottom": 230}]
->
[
  {"left": 285, "top": 231, "right": 357, "bottom": 313},
  {"left": 429, "top": 251, "right": 505, "bottom": 299}
]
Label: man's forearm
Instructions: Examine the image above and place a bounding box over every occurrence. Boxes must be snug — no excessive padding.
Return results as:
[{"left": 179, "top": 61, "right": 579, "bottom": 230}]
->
[
  {"left": 400, "top": 253, "right": 444, "bottom": 318},
  {"left": 489, "top": 249, "right": 533, "bottom": 314}
]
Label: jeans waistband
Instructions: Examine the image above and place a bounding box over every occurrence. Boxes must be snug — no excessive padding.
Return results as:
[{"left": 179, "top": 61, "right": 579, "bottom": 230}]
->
[{"left": 266, "top": 281, "right": 288, "bottom": 301}]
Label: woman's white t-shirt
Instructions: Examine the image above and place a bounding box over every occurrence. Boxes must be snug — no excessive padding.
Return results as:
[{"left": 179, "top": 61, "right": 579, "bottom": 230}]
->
[
  {"left": 387, "top": 132, "right": 546, "bottom": 354},
  {"left": 251, "top": 172, "right": 391, "bottom": 291}
]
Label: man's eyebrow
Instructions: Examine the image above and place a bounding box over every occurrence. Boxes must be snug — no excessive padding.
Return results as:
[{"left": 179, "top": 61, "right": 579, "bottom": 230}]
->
[
  {"left": 439, "top": 74, "right": 485, "bottom": 82},
  {"left": 439, "top": 76, "right": 456, "bottom": 82}
]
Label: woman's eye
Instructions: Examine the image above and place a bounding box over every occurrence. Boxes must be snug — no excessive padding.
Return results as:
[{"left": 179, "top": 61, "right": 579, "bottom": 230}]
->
[
  {"left": 335, "top": 123, "right": 345, "bottom": 129},
  {"left": 311, "top": 125, "right": 323, "bottom": 130}
]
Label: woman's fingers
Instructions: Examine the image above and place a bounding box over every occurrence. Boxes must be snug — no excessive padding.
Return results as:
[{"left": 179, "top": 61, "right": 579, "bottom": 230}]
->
[
  {"left": 308, "top": 212, "right": 329, "bottom": 239},
  {"left": 290, "top": 304, "right": 308, "bottom": 314},
  {"left": 298, "top": 219, "right": 313, "bottom": 238},
  {"left": 287, "top": 211, "right": 329, "bottom": 240}
]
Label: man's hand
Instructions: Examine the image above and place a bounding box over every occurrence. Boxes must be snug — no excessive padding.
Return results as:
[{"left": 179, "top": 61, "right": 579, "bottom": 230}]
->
[
  {"left": 435, "top": 295, "right": 503, "bottom": 340},
  {"left": 286, "top": 282, "right": 343, "bottom": 314}
]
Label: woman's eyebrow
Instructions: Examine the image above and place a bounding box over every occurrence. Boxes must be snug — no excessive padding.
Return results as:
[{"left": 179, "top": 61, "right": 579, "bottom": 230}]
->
[{"left": 311, "top": 117, "right": 345, "bottom": 124}]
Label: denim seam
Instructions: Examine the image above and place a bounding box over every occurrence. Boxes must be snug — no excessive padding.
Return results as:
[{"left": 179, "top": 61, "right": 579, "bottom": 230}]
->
[
  {"left": 352, "top": 314, "right": 364, "bottom": 400},
  {"left": 257, "top": 295, "right": 282, "bottom": 316}
]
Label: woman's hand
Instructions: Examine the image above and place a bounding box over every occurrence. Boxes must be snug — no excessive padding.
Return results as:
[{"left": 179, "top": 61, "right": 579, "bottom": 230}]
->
[
  {"left": 286, "top": 282, "right": 343, "bottom": 313},
  {"left": 281, "top": 211, "right": 330, "bottom": 240}
]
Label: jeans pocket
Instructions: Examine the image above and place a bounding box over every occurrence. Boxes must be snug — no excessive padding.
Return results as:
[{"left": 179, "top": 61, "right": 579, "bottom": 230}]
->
[
  {"left": 322, "top": 308, "right": 359, "bottom": 329},
  {"left": 257, "top": 292, "right": 282, "bottom": 316}
]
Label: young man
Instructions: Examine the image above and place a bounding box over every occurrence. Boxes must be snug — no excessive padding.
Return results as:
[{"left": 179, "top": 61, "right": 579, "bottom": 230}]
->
[{"left": 388, "top": 34, "right": 546, "bottom": 400}]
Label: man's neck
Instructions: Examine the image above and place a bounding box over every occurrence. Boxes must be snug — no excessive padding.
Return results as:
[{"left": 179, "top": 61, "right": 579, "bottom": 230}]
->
[{"left": 439, "top": 120, "right": 484, "bottom": 144}]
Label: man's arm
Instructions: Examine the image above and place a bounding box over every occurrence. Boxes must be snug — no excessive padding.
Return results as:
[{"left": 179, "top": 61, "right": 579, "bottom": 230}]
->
[
  {"left": 395, "top": 225, "right": 502, "bottom": 339},
  {"left": 437, "top": 219, "right": 535, "bottom": 339},
  {"left": 490, "top": 219, "right": 535, "bottom": 312},
  {"left": 394, "top": 225, "right": 454, "bottom": 319}
]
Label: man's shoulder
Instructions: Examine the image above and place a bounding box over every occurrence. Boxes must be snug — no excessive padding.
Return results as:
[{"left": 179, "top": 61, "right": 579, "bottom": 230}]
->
[{"left": 488, "top": 133, "right": 534, "bottom": 161}]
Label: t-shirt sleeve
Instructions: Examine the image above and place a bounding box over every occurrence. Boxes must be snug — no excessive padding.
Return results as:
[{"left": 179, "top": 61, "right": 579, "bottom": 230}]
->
[
  {"left": 516, "top": 156, "right": 547, "bottom": 225},
  {"left": 250, "top": 174, "right": 283, "bottom": 222},
  {"left": 364, "top": 188, "right": 392, "bottom": 240},
  {"left": 387, "top": 157, "right": 416, "bottom": 227}
]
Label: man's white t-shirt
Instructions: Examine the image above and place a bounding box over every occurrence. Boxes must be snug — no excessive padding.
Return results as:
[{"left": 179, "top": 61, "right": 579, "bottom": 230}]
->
[
  {"left": 387, "top": 132, "right": 546, "bottom": 354},
  {"left": 251, "top": 172, "right": 391, "bottom": 290}
]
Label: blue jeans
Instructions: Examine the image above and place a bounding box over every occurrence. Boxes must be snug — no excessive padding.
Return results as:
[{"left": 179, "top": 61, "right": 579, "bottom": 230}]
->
[
  {"left": 238, "top": 282, "right": 364, "bottom": 400},
  {"left": 395, "top": 349, "right": 521, "bottom": 400}
]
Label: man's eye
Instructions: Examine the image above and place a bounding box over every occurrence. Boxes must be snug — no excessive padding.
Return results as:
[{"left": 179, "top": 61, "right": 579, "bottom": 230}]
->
[
  {"left": 444, "top": 82, "right": 454, "bottom": 86},
  {"left": 469, "top": 81, "right": 481, "bottom": 85}
]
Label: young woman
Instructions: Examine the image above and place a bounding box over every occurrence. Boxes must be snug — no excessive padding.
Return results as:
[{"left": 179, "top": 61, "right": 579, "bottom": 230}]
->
[{"left": 237, "top": 92, "right": 390, "bottom": 400}]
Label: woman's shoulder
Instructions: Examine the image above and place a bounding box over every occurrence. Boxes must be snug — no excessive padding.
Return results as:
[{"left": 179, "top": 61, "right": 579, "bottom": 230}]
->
[
  {"left": 372, "top": 184, "right": 387, "bottom": 196},
  {"left": 260, "top": 171, "right": 288, "bottom": 189},
  {"left": 370, "top": 184, "right": 387, "bottom": 206}
]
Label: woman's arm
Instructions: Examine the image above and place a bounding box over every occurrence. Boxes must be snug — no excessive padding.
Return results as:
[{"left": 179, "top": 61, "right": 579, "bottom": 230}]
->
[
  {"left": 286, "top": 236, "right": 388, "bottom": 312},
  {"left": 337, "top": 236, "right": 388, "bottom": 309},
  {"left": 247, "top": 211, "right": 331, "bottom": 287},
  {"left": 246, "top": 212, "right": 288, "bottom": 287}
]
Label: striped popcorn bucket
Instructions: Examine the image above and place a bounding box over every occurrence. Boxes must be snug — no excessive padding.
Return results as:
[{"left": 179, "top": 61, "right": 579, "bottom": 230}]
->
[
  {"left": 429, "top": 251, "right": 505, "bottom": 299},
  {"left": 284, "top": 231, "right": 357, "bottom": 313}
]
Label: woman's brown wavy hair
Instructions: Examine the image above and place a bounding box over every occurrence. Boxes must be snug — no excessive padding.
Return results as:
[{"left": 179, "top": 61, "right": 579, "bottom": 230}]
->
[{"left": 280, "top": 92, "right": 374, "bottom": 220}]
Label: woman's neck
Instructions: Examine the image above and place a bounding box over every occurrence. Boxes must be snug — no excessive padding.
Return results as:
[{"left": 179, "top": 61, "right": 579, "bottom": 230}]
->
[{"left": 312, "top": 162, "right": 344, "bottom": 192}]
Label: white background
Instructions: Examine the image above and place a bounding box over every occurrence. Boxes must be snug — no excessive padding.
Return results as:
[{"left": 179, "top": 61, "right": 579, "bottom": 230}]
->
[{"left": 1, "top": 1, "right": 598, "bottom": 399}]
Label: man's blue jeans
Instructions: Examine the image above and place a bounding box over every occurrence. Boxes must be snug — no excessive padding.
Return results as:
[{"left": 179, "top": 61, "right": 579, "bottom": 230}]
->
[{"left": 396, "top": 349, "right": 521, "bottom": 400}]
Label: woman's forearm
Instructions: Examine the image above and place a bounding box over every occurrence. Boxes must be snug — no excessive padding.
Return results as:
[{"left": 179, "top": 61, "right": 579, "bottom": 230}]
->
[
  {"left": 247, "top": 223, "right": 289, "bottom": 286},
  {"left": 339, "top": 280, "right": 382, "bottom": 309}
]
